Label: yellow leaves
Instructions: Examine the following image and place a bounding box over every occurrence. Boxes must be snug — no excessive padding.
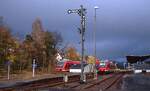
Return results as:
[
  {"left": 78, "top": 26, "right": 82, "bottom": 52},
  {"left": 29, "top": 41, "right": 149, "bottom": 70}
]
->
[
  {"left": 87, "top": 56, "right": 95, "bottom": 64},
  {"left": 0, "top": 25, "right": 19, "bottom": 63},
  {"left": 14, "top": 40, "right": 19, "bottom": 48},
  {"left": 7, "top": 54, "right": 16, "bottom": 62},
  {"left": 65, "top": 46, "right": 80, "bottom": 61}
]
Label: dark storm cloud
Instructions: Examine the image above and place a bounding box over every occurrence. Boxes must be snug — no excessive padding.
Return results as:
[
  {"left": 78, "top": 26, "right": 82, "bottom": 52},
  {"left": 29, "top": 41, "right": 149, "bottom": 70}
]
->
[
  {"left": 0, "top": 0, "right": 150, "bottom": 60},
  {"left": 85, "top": 0, "right": 150, "bottom": 60}
]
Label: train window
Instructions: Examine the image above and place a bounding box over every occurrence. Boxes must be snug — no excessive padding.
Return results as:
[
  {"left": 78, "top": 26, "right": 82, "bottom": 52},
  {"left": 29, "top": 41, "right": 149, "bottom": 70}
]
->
[{"left": 57, "top": 62, "right": 64, "bottom": 67}]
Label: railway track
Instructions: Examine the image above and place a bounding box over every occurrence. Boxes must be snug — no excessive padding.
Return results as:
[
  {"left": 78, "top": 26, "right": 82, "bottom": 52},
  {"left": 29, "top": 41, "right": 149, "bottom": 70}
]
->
[
  {"left": 0, "top": 72, "right": 125, "bottom": 91},
  {"left": 63, "top": 74, "right": 112, "bottom": 89},
  {"left": 83, "top": 73, "right": 124, "bottom": 91},
  {"left": 0, "top": 73, "right": 93, "bottom": 91},
  {"left": 58, "top": 72, "right": 124, "bottom": 91}
]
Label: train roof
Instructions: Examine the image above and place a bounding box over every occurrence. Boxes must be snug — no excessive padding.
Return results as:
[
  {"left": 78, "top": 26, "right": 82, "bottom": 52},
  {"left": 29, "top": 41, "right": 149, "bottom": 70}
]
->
[{"left": 126, "top": 55, "right": 150, "bottom": 64}]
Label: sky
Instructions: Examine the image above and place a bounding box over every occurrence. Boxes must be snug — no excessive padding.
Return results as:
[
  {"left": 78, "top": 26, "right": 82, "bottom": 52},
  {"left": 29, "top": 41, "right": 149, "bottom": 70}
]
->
[{"left": 0, "top": 0, "right": 150, "bottom": 61}]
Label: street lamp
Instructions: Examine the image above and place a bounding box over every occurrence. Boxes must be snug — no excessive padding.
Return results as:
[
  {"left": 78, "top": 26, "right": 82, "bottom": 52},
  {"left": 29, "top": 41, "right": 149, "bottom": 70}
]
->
[
  {"left": 67, "top": 5, "right": 86, "bottom": 83},
  {"left": 94, "top": 6, "right": 99, "bottom": 79}
]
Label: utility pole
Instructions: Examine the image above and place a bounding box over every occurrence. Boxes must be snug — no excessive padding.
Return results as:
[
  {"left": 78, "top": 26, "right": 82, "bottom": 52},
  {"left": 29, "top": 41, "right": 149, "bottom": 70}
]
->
[
  {"left": 32, "top": 59, "right": 36, "bottom": 77},
  {"left": 7, "top": 61, "right": 10, "bottom": 80},
  {"left": 67, "top": 5, "right": 86, "bottom": 83},
  {"left": 0, "top": 16, "right": 4, "bottom": 26},
  {"left": 94, "top": 6, "right": 99, "bottom": 79}
]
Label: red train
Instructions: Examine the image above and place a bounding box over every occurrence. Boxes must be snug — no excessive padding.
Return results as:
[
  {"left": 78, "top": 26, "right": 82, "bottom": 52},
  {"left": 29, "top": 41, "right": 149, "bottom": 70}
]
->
[
  {"left": 55, "top": 59, "right": 100, "bottom": 72},
  {"left": 55, "top": 60, "right": 80, "bottom": 72},
  {"left": 97, "top": 61, "right": 117, "bottom": 73},
  {"left": 55, "top": 59, "right": 116, "bottom": 73}
]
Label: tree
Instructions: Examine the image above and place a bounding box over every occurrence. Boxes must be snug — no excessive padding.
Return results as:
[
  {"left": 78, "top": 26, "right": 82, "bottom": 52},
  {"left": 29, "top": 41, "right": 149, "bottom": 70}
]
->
[
  {"left": 44, "top": 31, "right": 56, "bottom": 72},
  {"left": 31, "top": 18, "right": 46, "bottom": 71},
  {"left": 0, "top": 17, "right": 63, "bottom": 73},
  {"left": 0, "top": 21, "right": 16, "bottom": 63},
  {"left": 52, "top": 32, "right": 63, "bottom": 48},
  {"left": 46, "top": 31, "right": 63, "bottom": 71},
  {"left": 20, "top": 18, "right": 63, "bottom": 72},
  {"left": 32, "top": 18, "right": 45, "bottom": 47},
  {"left": 65, "top": 45, "right": 80, "bottom": 61},
  {"left": 21, "top": 34, "right": 35, "bottom": 70},
  {"left": 0, "top": 17, "right": 20, "bottom": 74}
]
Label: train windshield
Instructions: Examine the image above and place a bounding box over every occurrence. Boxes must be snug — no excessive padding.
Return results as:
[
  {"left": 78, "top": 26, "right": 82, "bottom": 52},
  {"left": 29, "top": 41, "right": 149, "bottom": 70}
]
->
[
  {"left": 57, "top": 62, "right": 64, "bottom": 67},
  {"left": 100, "top": 62, "right": 106, "bottom": 67}
]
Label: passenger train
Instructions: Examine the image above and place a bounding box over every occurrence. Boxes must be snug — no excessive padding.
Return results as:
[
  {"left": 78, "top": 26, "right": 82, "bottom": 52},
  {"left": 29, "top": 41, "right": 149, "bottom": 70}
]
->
[
  {"left": 98, "top": 61, "right": 117, "bottom": 73},
  {"left": 55, "top": 60, "right": 80, "bottom": 72},
  {"left": 55, "top": 59, "right": 117, "bottom": 74}
]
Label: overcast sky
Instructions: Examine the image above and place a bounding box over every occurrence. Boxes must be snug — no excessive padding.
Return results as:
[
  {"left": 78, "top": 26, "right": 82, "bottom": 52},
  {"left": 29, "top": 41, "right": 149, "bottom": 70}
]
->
[{"left": 0, "top": 0, "right": 150, "bottom": 61}]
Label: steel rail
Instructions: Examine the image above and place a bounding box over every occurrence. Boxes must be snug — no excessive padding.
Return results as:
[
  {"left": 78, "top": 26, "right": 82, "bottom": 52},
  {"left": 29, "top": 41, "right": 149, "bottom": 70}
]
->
[
  {"left": 84, "top": 73, "right": 119, "bottom": 89},
  {"left": 103, "top": 74, "right": 123, "bottom": 91},
  {"left": 0, "top": 73, "right": 93, "bottom": 91}
]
